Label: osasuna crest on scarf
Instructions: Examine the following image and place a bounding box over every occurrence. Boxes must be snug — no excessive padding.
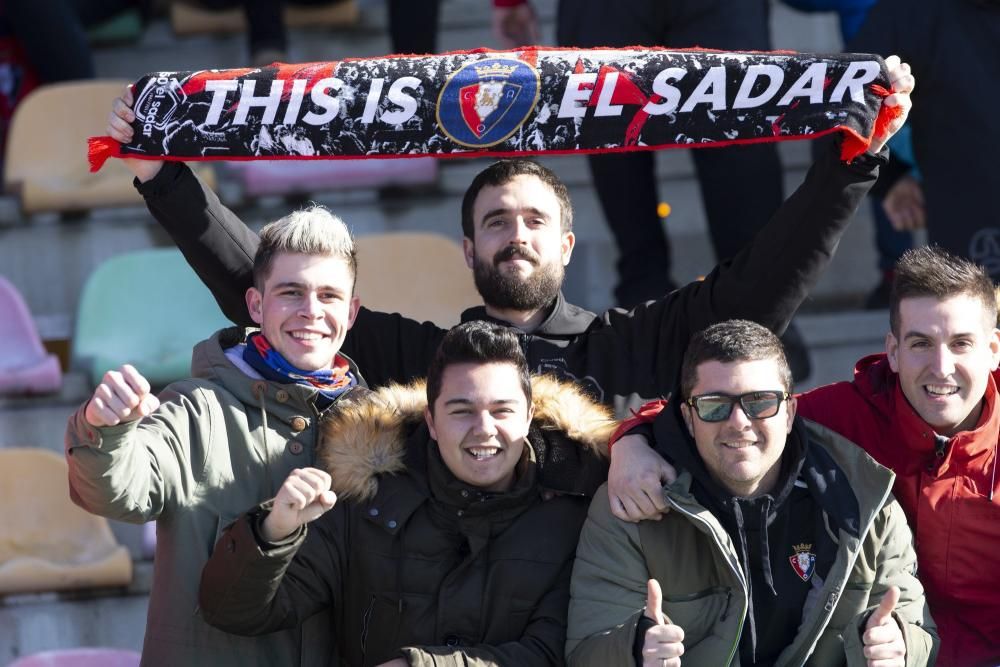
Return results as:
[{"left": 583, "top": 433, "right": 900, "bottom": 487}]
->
[
  {"left": 789, "top": 543, "right": 816, "bottom": 582},
  {"left": 437, "top": 57, "right": 539, "bottom": 148}
]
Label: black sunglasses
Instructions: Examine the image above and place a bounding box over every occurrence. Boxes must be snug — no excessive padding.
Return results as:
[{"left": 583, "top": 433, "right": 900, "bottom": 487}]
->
[{"left": 685, "top": 390, "right": 790, "bottom": 423}]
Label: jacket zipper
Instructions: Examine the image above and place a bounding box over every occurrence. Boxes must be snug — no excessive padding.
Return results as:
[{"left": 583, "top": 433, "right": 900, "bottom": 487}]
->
[
  {"left": 360, "top": 594, "right": 376, "bottom": 664},
  {"left": 665, "top": 496, "right": 747, "bottom": 666},
  {"left": 785, "top": 479, "right": 895, "bottom": 665}
]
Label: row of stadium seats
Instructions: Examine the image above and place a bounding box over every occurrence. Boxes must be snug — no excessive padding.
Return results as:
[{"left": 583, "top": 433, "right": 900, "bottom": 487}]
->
[
  {"left": 4, "top": 78, "right": 437, "bottom": 216},
  {"left": 3, "top": 80, "right": 217, "bottom": 215}
]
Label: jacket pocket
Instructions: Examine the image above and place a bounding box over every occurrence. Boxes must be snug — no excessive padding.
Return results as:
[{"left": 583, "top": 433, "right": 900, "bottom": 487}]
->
[
  {"left": 825, "top": 582, "right": 873, "bottom": 633},
  {"left": 361, "top": 591, "right": 430, "bottom": 666},
  {"left": 949, "top": 492, "right": 1000, "bottom": 594},
  {"left": 662, "top": 587, "right": 734, "bottom": 644}
]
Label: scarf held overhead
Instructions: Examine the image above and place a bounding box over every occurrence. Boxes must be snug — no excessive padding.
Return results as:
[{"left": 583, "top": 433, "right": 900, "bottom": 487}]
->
[{"left": 89, "top": 47, "right": 895, "bottom": 171}]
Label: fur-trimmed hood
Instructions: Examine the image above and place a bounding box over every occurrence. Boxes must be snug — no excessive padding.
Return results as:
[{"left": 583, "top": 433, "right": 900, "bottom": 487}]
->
[{"left": 318, "top": 375, "right": 616, "bottom": 501}]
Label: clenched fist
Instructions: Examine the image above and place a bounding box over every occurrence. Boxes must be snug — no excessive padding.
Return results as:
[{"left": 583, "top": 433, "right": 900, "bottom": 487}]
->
[
  {"left": 262, "top": 468, "right": 338, "bottom": 542},
  {"left": 85, "top": 364, "right": 160, "bottom": 427}
]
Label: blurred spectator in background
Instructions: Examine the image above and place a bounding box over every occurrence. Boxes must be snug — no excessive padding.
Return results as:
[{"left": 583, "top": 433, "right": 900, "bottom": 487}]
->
[
  {"left": 0, "top": 4, "right": 37, "bottom": 169},
  {"left": 494, "top": 0, "right": 814, "bottom": 381},
  {"left": 0, "top": 0, "right": 143, "bottom": 170},
  {"left": 850, "top": 0, "right": 1000, "bottom": 282},
  {"left": 779, "top": 0, "right": 917, "bottom": 309},
  {"left": 208, "top": 0, "right": 442, "bottom": 66},
  {"left": 2, "top": 0, "right": 143, "bottom": 82}
]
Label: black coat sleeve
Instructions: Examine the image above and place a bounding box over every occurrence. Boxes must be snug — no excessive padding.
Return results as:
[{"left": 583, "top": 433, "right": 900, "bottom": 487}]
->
[
  {"left": 199, "top": 506, "right": 346, "bottom": 636},
  {"left": 597, "top": 141, "right": 884, "bottom": 396},
  {"left": 341, "top": 308, "right": 448, "bottom": 389},
  {"left": 136, "top": 162, "right": 259, "bottom": 326}
]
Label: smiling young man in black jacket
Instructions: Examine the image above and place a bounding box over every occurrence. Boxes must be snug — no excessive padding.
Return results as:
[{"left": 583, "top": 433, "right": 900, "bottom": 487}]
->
[{"left": 105, "top": 57, "right": 913, "bottom": 521}]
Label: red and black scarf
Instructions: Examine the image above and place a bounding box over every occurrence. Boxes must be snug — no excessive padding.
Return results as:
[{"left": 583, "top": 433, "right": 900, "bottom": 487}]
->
[{"left": 90, "top": 46, "right": 897, "bottom": 171}]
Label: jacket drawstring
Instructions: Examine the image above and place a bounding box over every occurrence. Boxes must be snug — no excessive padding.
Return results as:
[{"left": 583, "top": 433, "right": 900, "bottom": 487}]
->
[
  {"left": 758, "top": 496, "right": 777, "bottom": 597},
  {"left": 252, "top": 382, "right": 277, "bottom": 494},
  {"left": 731, "top": 500, "right": 758, "bottom": 662},
  {"left": 731, "top": 495, "right": 777, "bottom": 664}
]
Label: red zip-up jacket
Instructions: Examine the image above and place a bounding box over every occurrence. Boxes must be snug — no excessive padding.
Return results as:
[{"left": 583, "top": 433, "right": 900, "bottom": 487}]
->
[{"left": 611, "top": 353, "right": 1000, "bottom": 667}]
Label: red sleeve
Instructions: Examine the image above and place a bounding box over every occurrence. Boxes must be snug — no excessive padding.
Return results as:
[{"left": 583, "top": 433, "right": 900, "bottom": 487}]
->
[{"left": 608, "top": 399, "right": 669, "bottom": 454}]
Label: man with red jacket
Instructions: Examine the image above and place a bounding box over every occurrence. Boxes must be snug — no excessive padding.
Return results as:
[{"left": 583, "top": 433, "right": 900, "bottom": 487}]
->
[{"left": 611, "top": 246, "right": 1000, "bottom": 666}]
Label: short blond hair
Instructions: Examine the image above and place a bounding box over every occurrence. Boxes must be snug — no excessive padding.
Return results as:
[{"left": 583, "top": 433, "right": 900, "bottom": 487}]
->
[{"left": 253, "top": 205, "right": 356, "bottom": 291}]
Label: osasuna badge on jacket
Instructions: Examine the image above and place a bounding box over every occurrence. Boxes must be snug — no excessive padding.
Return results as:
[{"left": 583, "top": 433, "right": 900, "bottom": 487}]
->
[{"left": 790, "top": 543, "right": 816, "bottom": 582}]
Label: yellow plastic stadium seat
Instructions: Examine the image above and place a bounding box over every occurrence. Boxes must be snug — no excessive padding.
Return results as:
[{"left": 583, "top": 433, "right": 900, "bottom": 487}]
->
[
  {"left": 4, "top": 80, "right": 216, "bottom": 214},
  {"left": 355, "top": 232, "right": 480, "bottom": 328},
  {"left": 0, "top": 448, "right": 132, "bottom": 595},
  {"left": 171, "top": 0, "right": 359, "bottom": 36}
]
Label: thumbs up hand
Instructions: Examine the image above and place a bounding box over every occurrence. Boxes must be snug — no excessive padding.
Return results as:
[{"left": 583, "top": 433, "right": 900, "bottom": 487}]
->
[
  {"left": 862, "top": 585, "right": 906, "bottom": 666},
  {"left": 642, "top": 579, "right": 685, "bottom": 667}
]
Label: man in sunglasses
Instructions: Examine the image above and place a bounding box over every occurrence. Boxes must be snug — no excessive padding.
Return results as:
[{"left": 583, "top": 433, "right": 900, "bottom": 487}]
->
[
  {"left": 566, "top": 319, "right": 936, "bottom": 666},
  {"left": 597, "top": 247, "right": 1000, "bottom": 667}
]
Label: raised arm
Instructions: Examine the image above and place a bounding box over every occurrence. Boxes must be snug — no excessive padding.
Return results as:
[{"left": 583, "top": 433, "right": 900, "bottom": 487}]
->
[
  {"left": 601, "top": 56, "right": 914, "bottom": 398},
  {"left": 109, "top": 87, "right": 258, "bottom": 326},
  {"left": 66, "top": 365, "right": 207, "bottom": 523}
]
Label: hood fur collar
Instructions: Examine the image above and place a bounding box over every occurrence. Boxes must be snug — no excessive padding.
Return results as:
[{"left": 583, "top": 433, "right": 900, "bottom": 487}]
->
[{"left": 318, "top": 375, "right": 616, "bottom": 501}]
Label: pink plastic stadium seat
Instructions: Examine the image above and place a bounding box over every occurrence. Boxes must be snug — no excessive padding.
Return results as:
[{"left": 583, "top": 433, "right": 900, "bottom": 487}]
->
[
  {"left": 0, "top": 276, "right": 61, "bottom": 395},
  {"left": 8, "top": 648, "right": 141, "bottom": 667},
  {"left": 229, "top": 157, "right": 438, "bottom": 197}
]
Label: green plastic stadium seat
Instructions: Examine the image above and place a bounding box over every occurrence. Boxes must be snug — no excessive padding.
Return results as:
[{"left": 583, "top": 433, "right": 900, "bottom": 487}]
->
[{"left": 72, "top": 248, "right": 232, "bottom": 387}]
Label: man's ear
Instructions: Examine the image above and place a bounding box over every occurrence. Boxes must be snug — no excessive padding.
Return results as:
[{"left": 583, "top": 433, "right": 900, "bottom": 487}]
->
[
  {"left": 560, "top": 231, "right": 576, "bottom": 266},
  {"left": 462, "top": 237, "right": 475, "bottom": 270},
  {"left": 346, "top": 295, "right": 361, "bottom": 330},
  {"left": 886, "top": 331, "right": 900, "bottom": 373},
  {"left": 424, "top": 406, "right": 437, "bottom": 441},
  {"left": 989, "top": 327, "right": 1000, "bottom": 371},
  {"left": 680, "top": 402, "right": 694, "bottom": 436},
  {"left": 785, "top": 394, "right": 797, "bottom": 433},
  {"left": 246, "top": 286, "right": 264, "bottom": 325}
]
